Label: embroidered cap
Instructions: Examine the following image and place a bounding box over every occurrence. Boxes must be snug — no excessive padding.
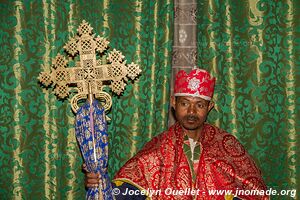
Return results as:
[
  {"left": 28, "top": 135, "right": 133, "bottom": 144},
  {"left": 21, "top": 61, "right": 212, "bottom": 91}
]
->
[{"left": 174, "top": 68, "right": 216, "bottom": 101}]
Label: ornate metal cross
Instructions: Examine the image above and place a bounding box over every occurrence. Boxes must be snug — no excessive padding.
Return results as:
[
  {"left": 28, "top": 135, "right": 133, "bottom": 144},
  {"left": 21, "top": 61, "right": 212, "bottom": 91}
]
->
[{"left": 38, "top": 20, "right": 141, "bottom": 113}]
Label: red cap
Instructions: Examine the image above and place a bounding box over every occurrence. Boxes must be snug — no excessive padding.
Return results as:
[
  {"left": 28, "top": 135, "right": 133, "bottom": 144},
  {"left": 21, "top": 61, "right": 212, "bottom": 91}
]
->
[{"left": 174, "top": 68, "right": 216, "bottom": 101}]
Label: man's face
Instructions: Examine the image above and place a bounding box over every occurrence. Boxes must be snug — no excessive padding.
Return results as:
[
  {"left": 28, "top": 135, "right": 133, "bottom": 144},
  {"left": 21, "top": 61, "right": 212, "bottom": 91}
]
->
[{"left": 172, "top": 96, "right": 213, "bottom": 132}]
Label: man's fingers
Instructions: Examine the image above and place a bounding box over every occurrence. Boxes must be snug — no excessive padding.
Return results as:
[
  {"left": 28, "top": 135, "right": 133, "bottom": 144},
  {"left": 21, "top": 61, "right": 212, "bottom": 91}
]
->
[
  {"left": 85, "top": 177, "right": 100, "bottom": 184},
  {"left": 82, "top": 165, "right": 102, "bottom": 188},
  {"left": 85, "top": 183, "right": 99, "bottom": 188},
  {"left": 85, "top": 178, "right": 99, "bottom": 184},
  {"left": 85, "top": 172, "right": 102, "bottom": 188},
  {"left": 86, "top": 172, "right": 100, "bottom": 178}
]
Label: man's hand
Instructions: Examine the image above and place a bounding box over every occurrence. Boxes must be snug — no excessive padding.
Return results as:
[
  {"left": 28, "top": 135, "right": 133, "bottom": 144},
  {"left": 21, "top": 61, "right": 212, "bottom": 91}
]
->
[{"left": 82, "top": 163, "right": 101, "bottom": 188}]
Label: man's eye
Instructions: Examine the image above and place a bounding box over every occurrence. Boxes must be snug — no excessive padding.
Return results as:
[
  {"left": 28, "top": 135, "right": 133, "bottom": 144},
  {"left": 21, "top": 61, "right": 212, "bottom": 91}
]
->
[
  {"left": 197, "top": 104, "right": 205, "bottom": 108},
  {"left": 180, "top": 102, "right": 188, "bottom": 106}
]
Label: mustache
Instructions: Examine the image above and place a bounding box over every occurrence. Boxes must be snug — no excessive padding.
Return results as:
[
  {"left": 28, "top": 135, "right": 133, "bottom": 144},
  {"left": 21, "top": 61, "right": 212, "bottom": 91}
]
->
[{"left": 184, "top": 115, "right": 199, "bottom": 121}]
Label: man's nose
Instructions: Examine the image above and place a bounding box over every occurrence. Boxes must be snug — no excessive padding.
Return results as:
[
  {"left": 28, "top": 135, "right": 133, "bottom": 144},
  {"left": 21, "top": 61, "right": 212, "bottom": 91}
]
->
[{"left": 187, "top": 104, "right": 196, "bottom": 114}]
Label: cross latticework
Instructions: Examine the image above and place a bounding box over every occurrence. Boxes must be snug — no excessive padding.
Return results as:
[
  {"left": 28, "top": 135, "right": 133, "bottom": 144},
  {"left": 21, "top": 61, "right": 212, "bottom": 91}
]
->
[{"left": 38, "top": 20, "right": 141, "bottom": 113}]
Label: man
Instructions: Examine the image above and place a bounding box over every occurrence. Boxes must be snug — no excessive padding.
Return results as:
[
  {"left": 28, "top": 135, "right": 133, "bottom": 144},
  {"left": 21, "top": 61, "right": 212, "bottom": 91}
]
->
[{"left": 85, "top": 68, "right": 268, "bottom": 200}]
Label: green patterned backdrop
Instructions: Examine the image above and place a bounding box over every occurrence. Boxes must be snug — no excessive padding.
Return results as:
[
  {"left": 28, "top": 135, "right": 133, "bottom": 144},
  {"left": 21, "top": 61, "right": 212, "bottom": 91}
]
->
[
  {"left": 197, "top": 0, "right": 300, "bottom": 199},
  {"left": 0, "top": 0, "right": 299, "bottom": 200},
  {"left": 197, "top": 0, "right": 299, "bottom": 199}
]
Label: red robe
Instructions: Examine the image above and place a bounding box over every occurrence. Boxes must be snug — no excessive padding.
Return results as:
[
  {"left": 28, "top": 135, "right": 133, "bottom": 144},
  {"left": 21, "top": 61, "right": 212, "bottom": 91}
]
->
[{"left": 114, "top": 123, "right": 268, "bottom": 200}]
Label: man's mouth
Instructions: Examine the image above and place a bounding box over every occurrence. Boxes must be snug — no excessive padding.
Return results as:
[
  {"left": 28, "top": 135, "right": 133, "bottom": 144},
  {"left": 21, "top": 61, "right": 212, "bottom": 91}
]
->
[{"left": 185, "top": 115, "right": 199, "bottom": 122}]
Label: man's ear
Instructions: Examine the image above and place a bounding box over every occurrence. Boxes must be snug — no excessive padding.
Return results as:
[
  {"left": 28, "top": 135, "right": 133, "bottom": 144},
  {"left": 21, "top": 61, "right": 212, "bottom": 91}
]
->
[
  {"left": 171, "top": 96, "right": 176, "bottom": 109},
  {"left": 208, "top": 101, "right": 215, "bottom": 112}
]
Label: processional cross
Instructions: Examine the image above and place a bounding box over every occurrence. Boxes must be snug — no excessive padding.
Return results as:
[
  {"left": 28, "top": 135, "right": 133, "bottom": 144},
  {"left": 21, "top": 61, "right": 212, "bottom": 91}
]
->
[
  {"left": 38, "top": 20, "right": 141, "bottom": 200},
  {"left": 39, "top": 20, "right": 141, "bottom": 114}
]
